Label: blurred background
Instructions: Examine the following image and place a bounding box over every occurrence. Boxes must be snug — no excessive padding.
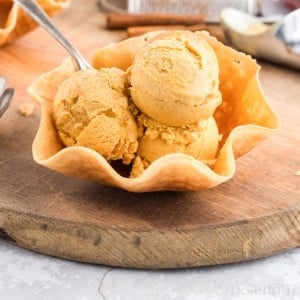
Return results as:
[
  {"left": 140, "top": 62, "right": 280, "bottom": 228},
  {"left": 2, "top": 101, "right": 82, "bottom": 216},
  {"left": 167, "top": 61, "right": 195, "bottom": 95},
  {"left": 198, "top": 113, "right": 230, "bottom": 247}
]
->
[{"left": 98, "top": 0, "right": 300, "bottom": 69}]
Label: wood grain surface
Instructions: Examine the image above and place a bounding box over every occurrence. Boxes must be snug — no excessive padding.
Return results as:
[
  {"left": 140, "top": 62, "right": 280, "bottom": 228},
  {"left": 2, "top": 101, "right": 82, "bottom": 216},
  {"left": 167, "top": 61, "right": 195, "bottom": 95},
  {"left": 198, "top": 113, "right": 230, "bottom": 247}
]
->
[{"left": 0, "top": 0, "right": 299, "bottom": 268}]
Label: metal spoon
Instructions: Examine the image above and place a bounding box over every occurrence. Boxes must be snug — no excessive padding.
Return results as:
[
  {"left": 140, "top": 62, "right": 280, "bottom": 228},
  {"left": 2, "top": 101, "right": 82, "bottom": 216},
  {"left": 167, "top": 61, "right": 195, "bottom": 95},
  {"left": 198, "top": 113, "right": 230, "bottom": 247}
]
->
[
  {"left": 0, "top": 77, "right": 7, "bottom": 96},
  {"left": 0, "top": 76, "right": 14, "bottom": 117},
  {"left": 0, "top": 87, "right": 14, "bottom": 117},
  {"left": 13, "top": 0, "right": 91, "bottom": 70},
  {"left": 220, "top": 8, "right": 300, "bottom": 69}
]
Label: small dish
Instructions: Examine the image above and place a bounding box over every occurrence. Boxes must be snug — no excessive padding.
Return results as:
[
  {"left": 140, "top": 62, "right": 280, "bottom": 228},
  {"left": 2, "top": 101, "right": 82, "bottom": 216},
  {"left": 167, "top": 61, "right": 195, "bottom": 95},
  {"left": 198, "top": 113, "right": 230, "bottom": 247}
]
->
[{"left": 220, "top": 8, "right": 300, "bottom": 69}]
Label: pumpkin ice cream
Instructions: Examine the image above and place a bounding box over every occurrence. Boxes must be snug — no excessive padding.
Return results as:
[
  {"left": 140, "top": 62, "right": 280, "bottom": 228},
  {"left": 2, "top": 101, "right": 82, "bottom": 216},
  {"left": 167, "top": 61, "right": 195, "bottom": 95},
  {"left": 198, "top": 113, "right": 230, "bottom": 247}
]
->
[
  {"left": 131, "top": 111, "right": 220, "bottom": 178},
  {"left": 128, "top": 31, "right": 222, "bottom": 177},
  {"left": 53, "top": 68, "right": 138, "bottom": 164},
  {"left": 129, "top": 31, "right": 222, "bottom": 126},
  {"left": 28, "top": 30, "right": 280, "bottom": 192}
]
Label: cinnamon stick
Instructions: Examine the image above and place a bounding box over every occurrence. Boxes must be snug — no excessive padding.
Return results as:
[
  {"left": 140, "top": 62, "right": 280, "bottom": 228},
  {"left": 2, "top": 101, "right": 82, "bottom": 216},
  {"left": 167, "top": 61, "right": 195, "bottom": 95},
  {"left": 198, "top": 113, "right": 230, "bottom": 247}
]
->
[
  {"left": 127, "top": 24, "right": 225, "bottom": 42},
  {"left": 107, "top": 13, "right": 205, "bottom": 29}
]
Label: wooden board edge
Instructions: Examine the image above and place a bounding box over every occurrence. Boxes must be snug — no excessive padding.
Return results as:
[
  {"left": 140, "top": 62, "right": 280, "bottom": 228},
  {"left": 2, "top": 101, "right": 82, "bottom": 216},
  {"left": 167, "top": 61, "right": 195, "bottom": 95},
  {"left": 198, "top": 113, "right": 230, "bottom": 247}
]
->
[{"left": 0, "top": 207, "right": 300, "bottom": 269}]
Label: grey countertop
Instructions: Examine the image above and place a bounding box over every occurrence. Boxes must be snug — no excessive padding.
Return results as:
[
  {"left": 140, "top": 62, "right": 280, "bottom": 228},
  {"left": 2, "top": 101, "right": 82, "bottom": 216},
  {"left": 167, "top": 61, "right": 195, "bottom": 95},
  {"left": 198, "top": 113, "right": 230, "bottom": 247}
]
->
[{"left": 1, "top": 241, "right": 299, "bottom": 300}]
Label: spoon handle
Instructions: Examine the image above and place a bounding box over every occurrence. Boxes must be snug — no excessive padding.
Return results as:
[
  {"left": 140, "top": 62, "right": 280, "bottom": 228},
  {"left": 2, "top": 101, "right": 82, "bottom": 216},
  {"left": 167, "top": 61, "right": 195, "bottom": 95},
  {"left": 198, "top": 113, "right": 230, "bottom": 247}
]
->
[{"left": 13, "top": 0, "right": 90, "bottom": 70}]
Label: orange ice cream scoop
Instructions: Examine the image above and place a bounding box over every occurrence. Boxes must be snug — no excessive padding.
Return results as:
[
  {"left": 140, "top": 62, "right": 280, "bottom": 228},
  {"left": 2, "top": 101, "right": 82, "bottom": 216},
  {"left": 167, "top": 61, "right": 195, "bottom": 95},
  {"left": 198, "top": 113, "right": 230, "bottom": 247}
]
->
[
  {"left": 129, "top": 31, "right": 222, "bottom": 126},
  {"left": 53, "top": 68, "right": 138, "bottom": 164},
  {"left": 130, "top": 112, "right": 220, "bottom": 178}
]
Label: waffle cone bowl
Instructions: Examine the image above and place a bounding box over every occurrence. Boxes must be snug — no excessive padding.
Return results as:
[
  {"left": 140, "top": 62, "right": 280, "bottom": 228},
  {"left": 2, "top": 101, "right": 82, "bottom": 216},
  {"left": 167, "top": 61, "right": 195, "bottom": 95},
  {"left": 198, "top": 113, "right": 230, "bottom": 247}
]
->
[
  {"left": 28, "top": 31, "right": 280, "bottom": 193},
  {"left": 0, "top": 0, "right": 70, "bottom": 46}
]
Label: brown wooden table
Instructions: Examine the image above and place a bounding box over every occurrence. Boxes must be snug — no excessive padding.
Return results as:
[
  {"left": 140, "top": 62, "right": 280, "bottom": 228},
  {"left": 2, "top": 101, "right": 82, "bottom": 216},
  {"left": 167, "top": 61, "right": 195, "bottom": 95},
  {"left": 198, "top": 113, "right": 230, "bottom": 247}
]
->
[{"left": 0, "top": 0, "right": 299, "bottom": 268}]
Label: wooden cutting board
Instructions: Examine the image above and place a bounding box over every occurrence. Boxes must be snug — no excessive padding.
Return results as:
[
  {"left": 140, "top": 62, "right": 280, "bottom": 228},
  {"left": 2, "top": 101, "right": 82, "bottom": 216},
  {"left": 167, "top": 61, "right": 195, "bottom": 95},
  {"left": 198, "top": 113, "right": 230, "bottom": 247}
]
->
[{"left": 0, "top": 0, "right": 300, "bottom": 268}]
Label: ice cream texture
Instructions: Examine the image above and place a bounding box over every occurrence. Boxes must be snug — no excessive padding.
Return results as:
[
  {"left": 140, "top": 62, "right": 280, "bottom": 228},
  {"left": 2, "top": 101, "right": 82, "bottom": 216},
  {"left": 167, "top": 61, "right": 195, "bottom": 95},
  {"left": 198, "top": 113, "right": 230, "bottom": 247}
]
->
[
  {"left": 53, "top": 31, "right": 223, "bottom": 178},
  {"left": 29, "top": 30, "right": 280, "bottom": 192},
  {"left": 128, "top": 31, "right": 222, "bottom": 177},
  {"left": 53, "top": 68, "right": 138, "bottom": 164},
  {"left": 129, "top": 31, "right": 222, "bottom": 126},
  {"left": 130, "top": 111, "right": 220, "bottom": 178}
]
